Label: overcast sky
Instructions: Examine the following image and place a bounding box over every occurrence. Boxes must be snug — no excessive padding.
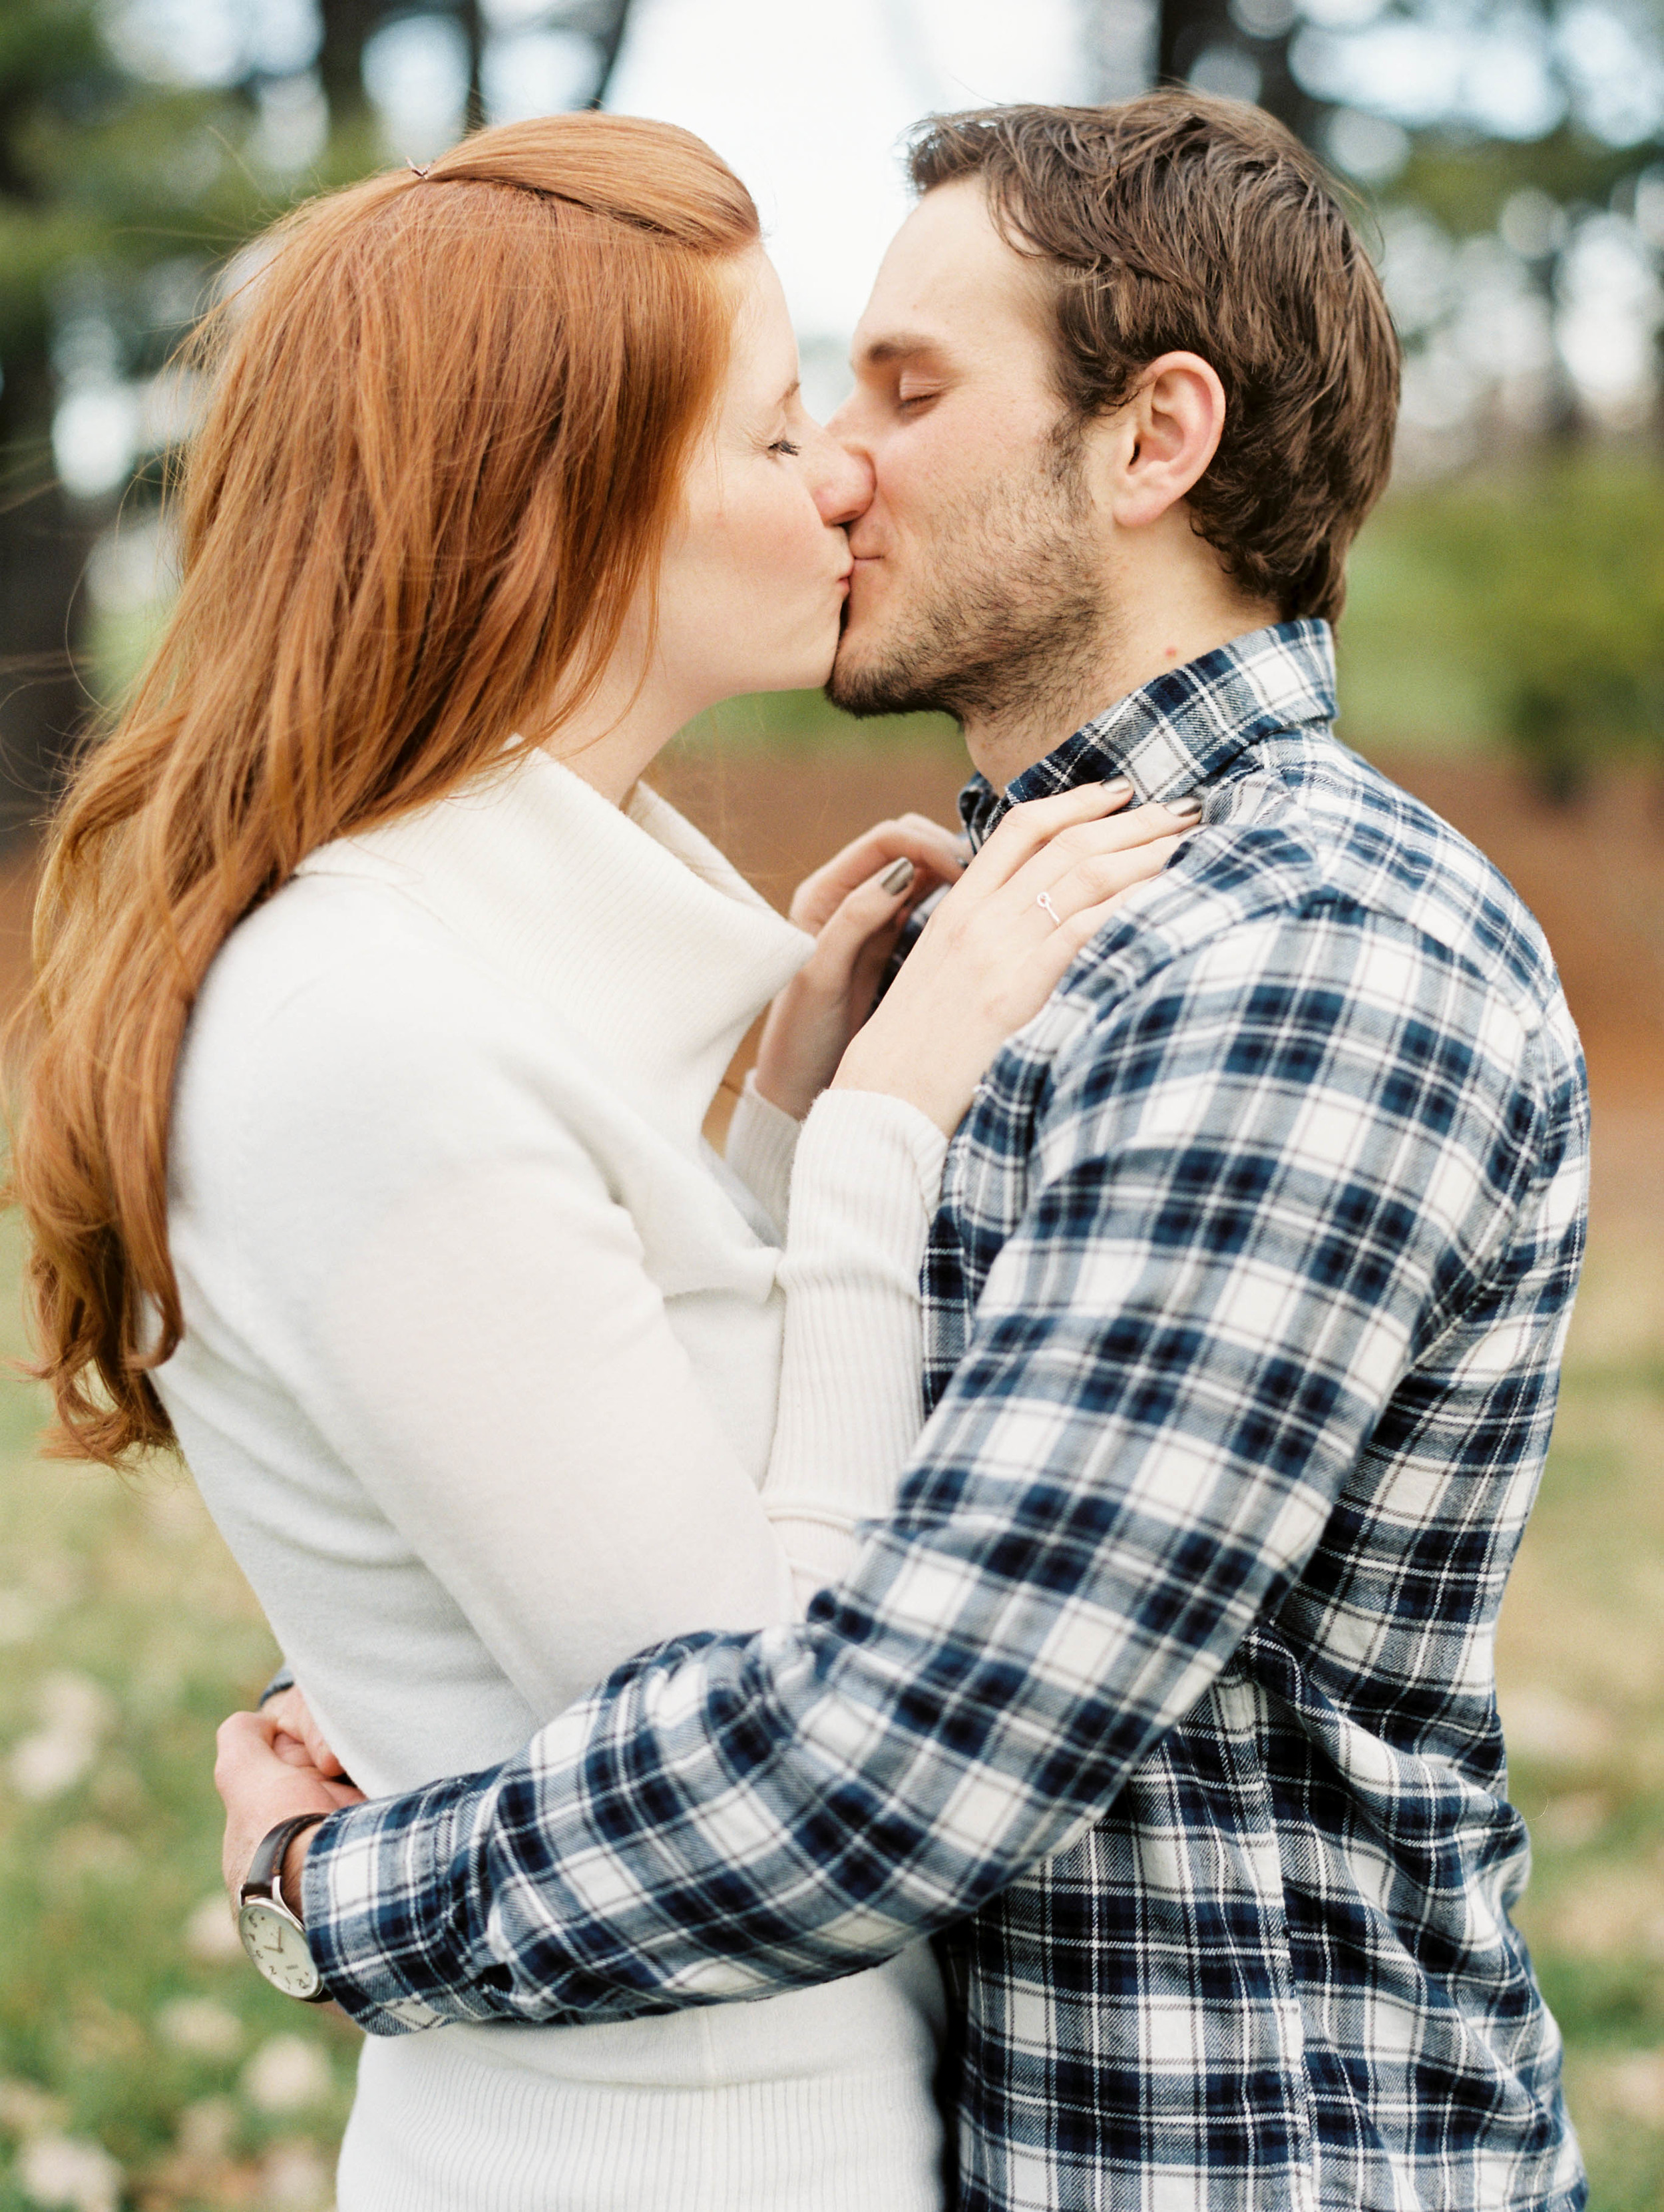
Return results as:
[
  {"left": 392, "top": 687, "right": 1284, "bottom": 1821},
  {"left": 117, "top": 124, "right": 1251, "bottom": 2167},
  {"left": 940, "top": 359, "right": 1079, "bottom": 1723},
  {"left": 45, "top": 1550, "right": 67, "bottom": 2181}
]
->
[
  {"left": 83, "top": 0, "right": 1664, "bottom": 485},
  {"left": 537, "top": 0, "right": 1084, "bottom": 389}
]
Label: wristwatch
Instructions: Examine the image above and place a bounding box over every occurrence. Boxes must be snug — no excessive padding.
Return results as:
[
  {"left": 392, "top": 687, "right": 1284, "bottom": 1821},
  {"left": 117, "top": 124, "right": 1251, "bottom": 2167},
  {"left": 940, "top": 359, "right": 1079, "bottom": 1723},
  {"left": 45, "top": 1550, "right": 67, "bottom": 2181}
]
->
[{"left": 238, "top": 1812, "right": 330, "bottom": 2002}]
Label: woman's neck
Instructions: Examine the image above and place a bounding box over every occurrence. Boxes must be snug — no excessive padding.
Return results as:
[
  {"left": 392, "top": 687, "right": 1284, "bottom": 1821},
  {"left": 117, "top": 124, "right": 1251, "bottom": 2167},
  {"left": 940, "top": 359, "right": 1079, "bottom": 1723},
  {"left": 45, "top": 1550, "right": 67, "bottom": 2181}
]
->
[{"left": 540, "top": 649, "right": 698, "bottom": 808}]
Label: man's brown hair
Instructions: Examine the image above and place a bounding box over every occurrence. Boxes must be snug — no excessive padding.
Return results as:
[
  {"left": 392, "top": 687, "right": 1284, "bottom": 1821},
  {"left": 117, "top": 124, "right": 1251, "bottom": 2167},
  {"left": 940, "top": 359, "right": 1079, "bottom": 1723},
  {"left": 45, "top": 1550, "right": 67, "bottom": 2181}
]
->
[{"left": 908, "top": 93, "right": 1399, "bottom": 624}]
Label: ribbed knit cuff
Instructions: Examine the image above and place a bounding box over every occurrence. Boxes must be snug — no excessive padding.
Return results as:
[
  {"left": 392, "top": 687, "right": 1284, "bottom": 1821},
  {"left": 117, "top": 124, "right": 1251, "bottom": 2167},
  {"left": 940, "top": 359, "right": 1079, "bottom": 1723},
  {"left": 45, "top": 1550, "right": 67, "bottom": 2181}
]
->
[
  {"left": 724, "top": 1073, "right": 803, "bottom": 1236},
  {"left": 763, "top": 1090, "right": 948, "bottom": 1598},
  {"left": 789, "top": 1090, "right": 948, "bottom": 1255}
]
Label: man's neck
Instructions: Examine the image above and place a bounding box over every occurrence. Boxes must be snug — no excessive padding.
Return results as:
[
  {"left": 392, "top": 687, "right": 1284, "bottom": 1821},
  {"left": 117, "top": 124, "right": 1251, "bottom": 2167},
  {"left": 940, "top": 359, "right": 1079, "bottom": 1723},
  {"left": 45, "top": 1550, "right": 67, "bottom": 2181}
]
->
[{"left": 962, "top": 598, "right": 1280, "bottom": 793}]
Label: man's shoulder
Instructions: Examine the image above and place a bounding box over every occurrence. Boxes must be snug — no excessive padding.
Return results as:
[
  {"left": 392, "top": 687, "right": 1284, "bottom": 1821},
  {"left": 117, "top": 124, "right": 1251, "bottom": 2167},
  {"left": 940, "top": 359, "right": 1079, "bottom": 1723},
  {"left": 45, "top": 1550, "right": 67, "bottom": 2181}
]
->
[
  {"left": 1018, "top": 736, "right": 1582, "bottom": 1143},
  {"left": 1070, "top": 738, "right": 1565, "bottom": 1034},
  {"left": 1274, "top": 738, "right": 1561, "bottom": 1010}
]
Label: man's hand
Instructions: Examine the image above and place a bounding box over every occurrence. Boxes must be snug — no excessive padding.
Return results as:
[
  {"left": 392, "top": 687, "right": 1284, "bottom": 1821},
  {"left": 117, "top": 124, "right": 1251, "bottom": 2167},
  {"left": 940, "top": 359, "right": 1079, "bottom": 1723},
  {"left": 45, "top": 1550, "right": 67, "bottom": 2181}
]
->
[{"left": 216, "top": 1707, "right": 365, "bottom": 1908}]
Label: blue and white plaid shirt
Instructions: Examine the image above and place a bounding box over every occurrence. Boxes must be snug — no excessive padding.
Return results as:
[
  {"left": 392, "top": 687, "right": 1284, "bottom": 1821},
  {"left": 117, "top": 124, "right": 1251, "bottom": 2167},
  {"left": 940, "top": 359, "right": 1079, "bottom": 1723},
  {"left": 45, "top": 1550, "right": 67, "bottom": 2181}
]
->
[{"left": 304, "top": 623, "right": 1588, "bottom": 2212}]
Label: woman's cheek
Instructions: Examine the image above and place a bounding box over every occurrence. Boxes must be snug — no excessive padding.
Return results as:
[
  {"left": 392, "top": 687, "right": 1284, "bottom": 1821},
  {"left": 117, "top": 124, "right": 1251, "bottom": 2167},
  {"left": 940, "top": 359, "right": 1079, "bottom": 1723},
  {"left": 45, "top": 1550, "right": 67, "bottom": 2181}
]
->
[{"left": 752, "top": 479, "right": 823, "bottom": 592}]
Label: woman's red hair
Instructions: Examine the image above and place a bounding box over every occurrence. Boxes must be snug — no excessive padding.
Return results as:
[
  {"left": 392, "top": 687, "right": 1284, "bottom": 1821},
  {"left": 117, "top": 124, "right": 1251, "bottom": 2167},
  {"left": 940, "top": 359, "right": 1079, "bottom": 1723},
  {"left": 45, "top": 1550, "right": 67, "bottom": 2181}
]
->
[{"left": 9, "top": 114, "right": 759, "bottom": 1465}]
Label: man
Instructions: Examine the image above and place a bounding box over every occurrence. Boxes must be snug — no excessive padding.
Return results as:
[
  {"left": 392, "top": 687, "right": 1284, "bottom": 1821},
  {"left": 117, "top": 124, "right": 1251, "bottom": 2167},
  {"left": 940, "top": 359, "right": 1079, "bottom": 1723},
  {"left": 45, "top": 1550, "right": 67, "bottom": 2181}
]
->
[{"left": 221, "top": 94, "right": 1587, "bottom": 2211}]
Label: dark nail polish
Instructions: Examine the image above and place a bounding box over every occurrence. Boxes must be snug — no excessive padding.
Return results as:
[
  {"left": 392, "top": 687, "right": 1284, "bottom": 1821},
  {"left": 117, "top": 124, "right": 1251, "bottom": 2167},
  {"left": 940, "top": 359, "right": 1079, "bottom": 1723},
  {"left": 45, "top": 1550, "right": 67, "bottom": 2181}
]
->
[{"left": 881, "top": 857, "right": 915, "bottom": 895}]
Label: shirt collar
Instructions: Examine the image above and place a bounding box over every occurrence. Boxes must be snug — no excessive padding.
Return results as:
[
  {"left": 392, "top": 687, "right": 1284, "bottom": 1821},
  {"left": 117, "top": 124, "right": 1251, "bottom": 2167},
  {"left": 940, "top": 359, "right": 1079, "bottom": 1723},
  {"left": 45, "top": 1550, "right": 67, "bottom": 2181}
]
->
[
  {"left": 958, "top": 618, "right": 1337, "bottom": 847},
  {"left": 296, "top": 750, "right": 811, "bottom": 1151}
]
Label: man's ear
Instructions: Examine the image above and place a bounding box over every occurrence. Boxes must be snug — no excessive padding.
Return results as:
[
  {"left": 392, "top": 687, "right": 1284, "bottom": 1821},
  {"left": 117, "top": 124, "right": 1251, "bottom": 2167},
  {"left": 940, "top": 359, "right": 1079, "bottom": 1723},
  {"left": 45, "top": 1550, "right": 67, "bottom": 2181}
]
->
[{"left": 1104, "top": 352, "right": 1226, "bottom": 531}]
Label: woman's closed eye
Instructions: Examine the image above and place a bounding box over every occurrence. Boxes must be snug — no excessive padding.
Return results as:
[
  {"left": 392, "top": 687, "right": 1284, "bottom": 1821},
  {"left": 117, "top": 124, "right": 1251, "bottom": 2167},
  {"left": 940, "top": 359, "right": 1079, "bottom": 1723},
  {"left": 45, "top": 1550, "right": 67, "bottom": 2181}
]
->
[{"left": 768, "top": 435, "right": 803, "bottom": 457}]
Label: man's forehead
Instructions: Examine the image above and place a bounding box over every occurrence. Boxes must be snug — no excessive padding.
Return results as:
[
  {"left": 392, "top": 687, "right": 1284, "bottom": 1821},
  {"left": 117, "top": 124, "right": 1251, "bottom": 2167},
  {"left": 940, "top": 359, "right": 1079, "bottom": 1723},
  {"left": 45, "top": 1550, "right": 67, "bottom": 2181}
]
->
[{"left": 852, "top": 182, "right": 1052, "bottom": 366}]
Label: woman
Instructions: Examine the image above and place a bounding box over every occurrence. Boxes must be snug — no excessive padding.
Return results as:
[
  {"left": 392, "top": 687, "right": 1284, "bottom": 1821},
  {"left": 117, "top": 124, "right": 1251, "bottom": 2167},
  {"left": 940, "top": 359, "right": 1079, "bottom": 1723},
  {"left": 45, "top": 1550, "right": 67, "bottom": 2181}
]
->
[{"left": 10, "top": 117, "right": 1187, "bottom": 2208}]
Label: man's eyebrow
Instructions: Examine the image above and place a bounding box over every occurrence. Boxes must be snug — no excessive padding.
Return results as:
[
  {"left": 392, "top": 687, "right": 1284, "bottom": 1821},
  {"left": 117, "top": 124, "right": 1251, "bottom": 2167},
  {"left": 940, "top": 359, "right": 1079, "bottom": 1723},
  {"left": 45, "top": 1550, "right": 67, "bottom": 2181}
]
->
[{"left": 853, "top": 332, "right": 946, "bottom": 370}]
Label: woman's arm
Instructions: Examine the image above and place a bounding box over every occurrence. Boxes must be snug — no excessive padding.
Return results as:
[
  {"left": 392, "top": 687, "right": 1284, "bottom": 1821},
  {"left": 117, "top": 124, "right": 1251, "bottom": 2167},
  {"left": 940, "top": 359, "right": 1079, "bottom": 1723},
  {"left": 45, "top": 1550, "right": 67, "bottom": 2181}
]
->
[
  {"left": 761, "top": 1090, "right": 944, "bottom": 1600},
  {"left": 722, "top": 809, "right": 966, "bottom": 1237},
  {"left": 731, "top": 791, "right": 1195, "bottom": 1596},
  {"left": 722, "top": 1075, "right": 804, "bottom": 1236},
  {"left": 218, "top": 787, "right": 1195, "bottom": 1783},
  {"left": 223, "top": 947, "right": 816, "bottom": 1730},
  {"left": 723, "top": 815, "right": 964, "bottom": 1591}
]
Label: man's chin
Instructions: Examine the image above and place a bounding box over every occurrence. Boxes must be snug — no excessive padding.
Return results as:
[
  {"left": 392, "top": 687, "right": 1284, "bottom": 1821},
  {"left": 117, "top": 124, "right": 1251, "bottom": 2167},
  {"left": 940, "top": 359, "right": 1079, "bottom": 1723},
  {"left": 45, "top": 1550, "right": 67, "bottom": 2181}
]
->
[{"left": 826, "top": 635, "right": 950, "bottom": 723}]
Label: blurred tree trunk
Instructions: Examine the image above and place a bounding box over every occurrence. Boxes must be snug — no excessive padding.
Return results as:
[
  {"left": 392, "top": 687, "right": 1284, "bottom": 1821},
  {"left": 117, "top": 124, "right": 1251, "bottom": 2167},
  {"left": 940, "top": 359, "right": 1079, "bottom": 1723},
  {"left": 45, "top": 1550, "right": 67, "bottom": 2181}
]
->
[
  {"left": 1156, "top": 0, "right": 1221, "bottom": 87},
  {"left": 0, "top": 8, "right": 107, "bottom": 850},
  {"left": 1534, "top": 260, "right": 1584, "bottom": 446},
  {"left": 587, "top": 0, "right": 634, "bottom": 108},
  {"left": 1153, "top": 0, "right": 1322, "bottom": 142},
  {"left": 459, "top": 0, "right": 485, "bottom": 130},
  {"left": 318, "top": 0, "right": 385, "bottom": 132},
  {"left": 0, "top": 353, "right": 97, "bottom": 846}
]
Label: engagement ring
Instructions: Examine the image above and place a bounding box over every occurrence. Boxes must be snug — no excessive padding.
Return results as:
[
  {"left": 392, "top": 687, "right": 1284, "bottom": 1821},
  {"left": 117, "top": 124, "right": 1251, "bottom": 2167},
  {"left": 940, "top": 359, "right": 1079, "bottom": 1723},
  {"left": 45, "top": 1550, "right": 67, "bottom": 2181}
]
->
[{"left": 1036, "top": 891, "right": 1062, "bottom": 929}]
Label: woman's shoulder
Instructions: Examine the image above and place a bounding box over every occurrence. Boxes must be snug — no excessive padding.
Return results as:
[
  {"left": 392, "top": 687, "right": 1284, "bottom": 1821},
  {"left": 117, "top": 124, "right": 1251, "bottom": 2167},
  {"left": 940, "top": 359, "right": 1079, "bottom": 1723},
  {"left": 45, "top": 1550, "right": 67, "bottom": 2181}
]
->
[
  {"left": 196, "top": 867, "right": 500, "bottom": 1047},
  {"left": 165, "top": 865, "right": 633, "bottom": 1345},
  {"left": 177, "top": 867, "right": 567, "bottom": 1170}
]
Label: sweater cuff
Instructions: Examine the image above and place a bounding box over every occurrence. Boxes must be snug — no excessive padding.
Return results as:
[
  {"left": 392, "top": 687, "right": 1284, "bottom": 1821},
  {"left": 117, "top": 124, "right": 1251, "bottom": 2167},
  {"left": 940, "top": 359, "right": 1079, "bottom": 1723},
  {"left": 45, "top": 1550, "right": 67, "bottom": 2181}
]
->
[
  {"left": 724, "top": 1072, "right": 803, "bottom": 1235},
  {"left": 789, "top": 1089, "right": 948, "bottom": 1247},
  {"left": 761, "top": 1087, "right": 949, "bottom": 1582}
]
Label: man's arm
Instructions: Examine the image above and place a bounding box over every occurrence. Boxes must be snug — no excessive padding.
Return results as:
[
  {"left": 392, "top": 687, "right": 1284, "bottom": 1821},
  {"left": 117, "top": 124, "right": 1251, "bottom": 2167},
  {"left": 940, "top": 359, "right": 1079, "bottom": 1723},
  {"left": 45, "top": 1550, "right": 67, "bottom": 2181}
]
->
[{"left": 300, "top": 908, "right": 1541, "bottom": 2035}]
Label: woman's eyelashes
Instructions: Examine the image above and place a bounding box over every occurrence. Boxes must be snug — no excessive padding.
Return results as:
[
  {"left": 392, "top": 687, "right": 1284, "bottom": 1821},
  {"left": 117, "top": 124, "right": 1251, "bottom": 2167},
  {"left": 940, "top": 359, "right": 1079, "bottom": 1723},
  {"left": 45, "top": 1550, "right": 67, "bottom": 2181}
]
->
[{"left": 769, "top": 436, "right": 803, "bottom": 457}]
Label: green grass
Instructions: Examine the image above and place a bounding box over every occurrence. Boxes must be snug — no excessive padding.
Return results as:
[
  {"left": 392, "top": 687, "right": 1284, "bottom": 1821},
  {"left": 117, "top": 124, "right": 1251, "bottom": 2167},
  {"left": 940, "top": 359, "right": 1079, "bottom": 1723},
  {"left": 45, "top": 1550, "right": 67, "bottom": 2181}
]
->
[
  {"left": 1494, "top": 1231, "right": 1664, "bottom": 2209},
  {"left": 678, "top": 686, "right": 956, "bottom": 753},
  {"left": 0, "top": 1213, "right": 352, "bottom": 2210},
  {"left": 1, "top": 1208, "right": 1661, "bottom": 2205},
  {"left": 1337, "top": 452, "right": 1664, "bottom": 783}
]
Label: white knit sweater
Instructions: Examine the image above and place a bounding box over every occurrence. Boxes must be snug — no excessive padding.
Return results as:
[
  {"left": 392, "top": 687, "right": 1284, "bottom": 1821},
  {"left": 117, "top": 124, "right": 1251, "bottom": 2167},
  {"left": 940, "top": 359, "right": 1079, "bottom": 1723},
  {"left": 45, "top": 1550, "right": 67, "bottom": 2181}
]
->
[{"left": 157, "top": 750, "right": 950, "bottom": 2212}]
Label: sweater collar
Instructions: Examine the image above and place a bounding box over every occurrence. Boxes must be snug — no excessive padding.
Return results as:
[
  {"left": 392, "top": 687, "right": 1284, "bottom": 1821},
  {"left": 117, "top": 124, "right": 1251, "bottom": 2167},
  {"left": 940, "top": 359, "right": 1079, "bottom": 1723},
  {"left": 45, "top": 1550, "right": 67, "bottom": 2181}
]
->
[{"left": 296, "top": 748, "right": 812, "bottom": 1147}]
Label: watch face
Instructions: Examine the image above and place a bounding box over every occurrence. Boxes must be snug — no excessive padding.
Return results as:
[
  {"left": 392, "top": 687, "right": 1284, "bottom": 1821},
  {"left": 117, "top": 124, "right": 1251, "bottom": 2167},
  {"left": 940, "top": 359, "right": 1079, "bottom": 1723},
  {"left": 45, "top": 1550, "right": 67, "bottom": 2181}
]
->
[{"left": 238, "top": 1899, "right": 323, "bottom": 2000}]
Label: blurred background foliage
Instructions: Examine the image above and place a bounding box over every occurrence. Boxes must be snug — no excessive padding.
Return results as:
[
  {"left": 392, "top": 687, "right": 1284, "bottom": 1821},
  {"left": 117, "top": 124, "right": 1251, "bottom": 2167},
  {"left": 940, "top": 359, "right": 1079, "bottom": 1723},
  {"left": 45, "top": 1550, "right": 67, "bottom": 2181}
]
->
[
  {"left": 1, "top": 0, "right": 1661, "bottom": 812},
  {"left": 1348, "top": 462, "right": 1664, "bottom": 792},
  {"left": 3, "top": 1, "right": 1664, "bottom": 2207}
]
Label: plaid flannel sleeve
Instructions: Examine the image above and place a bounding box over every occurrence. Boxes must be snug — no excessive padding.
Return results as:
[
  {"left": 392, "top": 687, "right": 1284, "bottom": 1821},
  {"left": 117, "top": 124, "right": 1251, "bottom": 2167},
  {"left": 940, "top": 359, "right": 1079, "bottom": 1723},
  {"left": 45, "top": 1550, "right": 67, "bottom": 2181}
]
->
[{"left": 303, "top": 905, "right": 1543, "bottom": 2034}]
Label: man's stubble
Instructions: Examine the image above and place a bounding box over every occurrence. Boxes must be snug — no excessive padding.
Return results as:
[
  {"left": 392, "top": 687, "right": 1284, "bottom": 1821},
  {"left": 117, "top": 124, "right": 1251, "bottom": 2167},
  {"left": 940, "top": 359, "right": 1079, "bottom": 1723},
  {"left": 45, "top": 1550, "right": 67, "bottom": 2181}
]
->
[{"left": 827, "top": 428, "right": 1115, "bottom": 741}]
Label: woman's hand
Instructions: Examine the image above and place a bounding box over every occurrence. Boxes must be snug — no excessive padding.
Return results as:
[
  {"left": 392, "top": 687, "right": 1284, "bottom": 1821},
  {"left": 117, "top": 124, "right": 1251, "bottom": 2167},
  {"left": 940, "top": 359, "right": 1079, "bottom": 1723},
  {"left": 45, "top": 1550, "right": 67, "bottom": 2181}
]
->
[
  {"left": 264, "top": 1682, "right": 349, "bottom": 1779},
  {"left": 752, "top": 813, "right": 968, "bottom": 1120},
  {"left": 833, "top": 781, "right": 1200, "bottom": 1134},
  {"left": 216, "top": 1699, "right": 363, "bottom": 1904}
]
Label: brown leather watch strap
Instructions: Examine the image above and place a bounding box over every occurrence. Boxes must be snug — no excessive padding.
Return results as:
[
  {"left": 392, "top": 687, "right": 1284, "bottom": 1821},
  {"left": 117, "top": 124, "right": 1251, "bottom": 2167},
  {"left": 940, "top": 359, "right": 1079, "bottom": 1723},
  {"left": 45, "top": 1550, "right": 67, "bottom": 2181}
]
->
[{"left": 241, "top": 1811, "right": 329, "bottom": 1914}]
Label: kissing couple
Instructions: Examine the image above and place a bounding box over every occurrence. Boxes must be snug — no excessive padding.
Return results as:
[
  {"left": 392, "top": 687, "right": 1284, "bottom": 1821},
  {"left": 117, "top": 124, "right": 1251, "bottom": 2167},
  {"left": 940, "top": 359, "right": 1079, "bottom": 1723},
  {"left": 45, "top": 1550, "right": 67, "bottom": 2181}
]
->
[{"left": 15, "top": 91, "right": 1587, "bottom": 2212}]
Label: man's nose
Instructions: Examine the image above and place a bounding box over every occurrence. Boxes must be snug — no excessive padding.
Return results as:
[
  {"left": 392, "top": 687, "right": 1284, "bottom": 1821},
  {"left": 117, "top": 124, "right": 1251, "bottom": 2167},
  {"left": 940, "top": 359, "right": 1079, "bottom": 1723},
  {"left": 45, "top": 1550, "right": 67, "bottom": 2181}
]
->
[{"left": 815, "top": 432, "right": 873, "bottom": 530}]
